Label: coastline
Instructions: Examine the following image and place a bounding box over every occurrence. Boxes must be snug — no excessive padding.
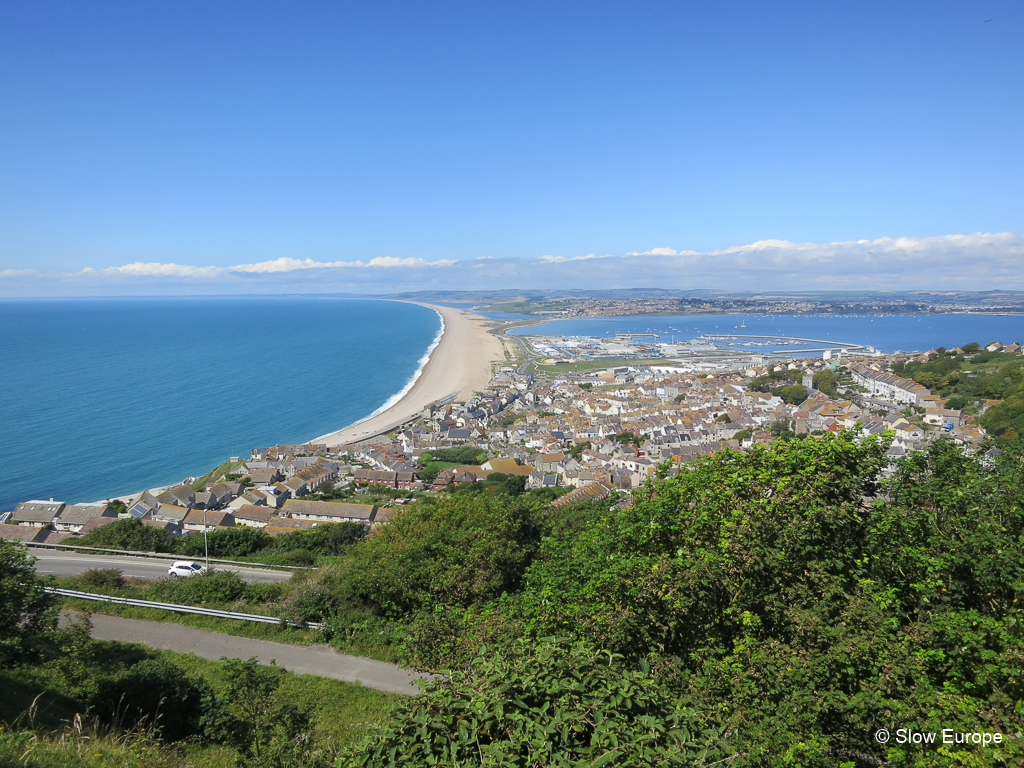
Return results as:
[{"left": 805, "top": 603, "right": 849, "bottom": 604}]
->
[
  {"left": 312, "top": 302, "right": 503, "bottom": 446},
  {"left": 92, "top": 300, "right": 502, "bottom": 504}
]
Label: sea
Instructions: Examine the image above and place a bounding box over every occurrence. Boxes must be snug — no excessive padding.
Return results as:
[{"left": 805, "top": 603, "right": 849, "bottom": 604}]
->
[
  {"left": 506, "top": 313, "right": 1024, "bottom": 355},
  {"left": 0, "top": 298, "right": 440, "bottom": 511},
  {"left": 3, "top": 301, "right": 1022, "bottom": 512}
]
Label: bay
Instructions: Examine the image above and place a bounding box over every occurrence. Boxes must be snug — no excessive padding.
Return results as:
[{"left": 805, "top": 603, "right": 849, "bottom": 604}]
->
[
  {"left": 509, "top": 313, "right": 1024, "bottom": 354},
  {"left": 0, "top": 298, "right": 439, "bottom": 510}
]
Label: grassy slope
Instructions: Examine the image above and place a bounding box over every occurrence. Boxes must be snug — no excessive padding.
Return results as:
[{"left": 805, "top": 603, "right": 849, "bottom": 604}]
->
[{"left": 0, "top": 643, "right": 400, "bottom": 768}]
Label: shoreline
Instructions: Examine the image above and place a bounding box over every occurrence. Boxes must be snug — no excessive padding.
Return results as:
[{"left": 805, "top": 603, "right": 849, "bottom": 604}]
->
[
  {"left": 312, "top": 301, "right": 503, "bottom": 447},
  {"left": 91, "top": 301, "right": 502, "bottom": 503}
]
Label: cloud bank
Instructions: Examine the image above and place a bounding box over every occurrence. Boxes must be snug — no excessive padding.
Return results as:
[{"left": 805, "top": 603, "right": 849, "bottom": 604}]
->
[{"left": 2, "top": 232, "right": 1021, "bottom": 296}]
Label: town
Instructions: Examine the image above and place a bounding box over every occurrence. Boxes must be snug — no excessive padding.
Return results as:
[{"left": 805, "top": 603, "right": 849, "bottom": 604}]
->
[{"left": 3, "top": 335, "right": 1018, "bottom": 546}]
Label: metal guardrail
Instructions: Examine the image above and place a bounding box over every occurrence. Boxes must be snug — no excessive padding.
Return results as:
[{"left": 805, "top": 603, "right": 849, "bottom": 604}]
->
[
  {"left": 22, "top": 540, "right": 309, "bottom": 570},
  {"left": 48, "top": 587, "right": 321, "bottom": 630}
]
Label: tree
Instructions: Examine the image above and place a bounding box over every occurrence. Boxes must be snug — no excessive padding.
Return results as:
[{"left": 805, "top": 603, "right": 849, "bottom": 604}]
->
[
  {"left": 812, "top": 369, "right": 838, "bottom": 397},
  {"left": 220, "top": 657, "right": 322, "bottom": 768},
  {"left": 0, "top": 541, "right": 57, "bottom": 660},
  {"left": 771, "top": 383, "right": 807, "bottom": 404}
]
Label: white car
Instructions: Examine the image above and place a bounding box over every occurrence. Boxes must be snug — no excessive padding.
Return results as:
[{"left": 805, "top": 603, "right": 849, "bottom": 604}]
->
[{"left": 168, "top": 561, "right": 208, "bottom": 577}]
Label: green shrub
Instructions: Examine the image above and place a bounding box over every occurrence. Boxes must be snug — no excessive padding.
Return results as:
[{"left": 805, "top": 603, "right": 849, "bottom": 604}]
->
[
  {"left": 244, "top": 582, "right": 285, "bottom": 604},
  {"left": 0, "top": 541, "right": 57, "bottom": 661},
  {"left": 77, "top": 518, "right": 173, "bottom": 553},
  {"left": 173, "top": 526, "right": 271, "bottom": 558},
  {"left": 76, "top": 568, "right": 126, "bottom": 590},
  {"left": 338, "top": 638, "right": 734, "bottom": 767},
  {"left": 269, "top": 522, "right": 365, "bottom": 556},
  {"left": 274, "top": 549, "right": 317, "bottom": 567},
  {"left": 147, "top": 570, "right": 247, "bottom": 606},
  {"left": 280, "top": 585, "right": 337, "bottom": 625},
  {"left": 420, "top": 446, "right": 486, "bottom": 464},
  {"left": 90, "top": 658, "right": 211, "bottom": 742}
]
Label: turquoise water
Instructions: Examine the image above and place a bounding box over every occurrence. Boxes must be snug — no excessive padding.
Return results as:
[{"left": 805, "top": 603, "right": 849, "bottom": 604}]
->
[
  {"left": 509, "top": 313, "right": 1024, "bottom": 354},
  {"left": 0, "top": 298, "right": 440, "bottom": 510}
]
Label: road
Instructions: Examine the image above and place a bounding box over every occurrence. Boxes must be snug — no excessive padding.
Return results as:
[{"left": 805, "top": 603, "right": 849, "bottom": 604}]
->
[
  {"left": 62, "top": 611, "right": 434, "bottom": 695},
  {"left": 32, "top": 550, "right": 293, "bottom": 583}
]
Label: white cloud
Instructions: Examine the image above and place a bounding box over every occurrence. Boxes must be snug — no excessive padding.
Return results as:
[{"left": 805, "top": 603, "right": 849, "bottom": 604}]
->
[
  {"left": 538, "top": 253, "right": 613, "bottom": 263},
  {"left": 3, "top": 232, "right": 1021, "bottom": 295}
]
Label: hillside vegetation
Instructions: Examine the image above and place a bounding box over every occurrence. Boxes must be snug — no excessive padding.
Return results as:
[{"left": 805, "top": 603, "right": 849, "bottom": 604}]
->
[
  {"left": 892, "top": 344, "right": 1024, "bottom": 440},
  {"left": 4, "top": 432, "right": 1023, "bottom": 766}
]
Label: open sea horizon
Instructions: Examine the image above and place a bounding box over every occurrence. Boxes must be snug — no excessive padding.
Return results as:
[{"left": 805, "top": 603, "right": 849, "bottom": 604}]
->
[{"left": 0, "top": 298, "right": 440, "bottom": 511}]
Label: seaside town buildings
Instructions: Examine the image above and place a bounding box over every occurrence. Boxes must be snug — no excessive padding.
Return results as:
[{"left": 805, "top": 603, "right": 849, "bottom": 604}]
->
[{"left": 2, "top": 337, "right": 1018, "bottom": 546}]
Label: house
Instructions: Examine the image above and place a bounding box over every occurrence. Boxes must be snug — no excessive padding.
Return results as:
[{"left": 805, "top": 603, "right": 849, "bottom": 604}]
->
[
  {"left": 182, "top": 509, "right": 235, "bottom": 532},
  {"left": 233, "top": 505, "right": 276, "bottom": 528},
  {"left": 54, "top": 504, "right": 118, "bottom": 533},
  {"left": 141, "top": 519, "right": 183, "bottom": 538},
  {"left": 0, "top": 523, "right": 52, "bottom": 542},
  {"left": 11, "top": 500, "right": 66, "bottom": 528},
  {"left": 77, "top": 515, "right": 122, "bottom": 536},
  {"left": 125, "top": 491, "right": 161, "bottom": 519},
  {"left": 151, "top": 504, "right": 191, "bottom": 525},
  {"left": 282, "top": 499, "right": 378, "bottom": 523}
]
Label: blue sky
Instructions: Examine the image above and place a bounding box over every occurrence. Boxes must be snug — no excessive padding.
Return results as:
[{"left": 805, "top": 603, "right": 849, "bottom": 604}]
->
[{"left": 1, "top": 1, "right": 1022, "bottom": 295}]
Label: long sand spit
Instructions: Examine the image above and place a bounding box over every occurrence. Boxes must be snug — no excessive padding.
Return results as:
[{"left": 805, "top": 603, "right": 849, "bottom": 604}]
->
[{"left": 314, "top": 302, "right": 503, "bottom": 447}]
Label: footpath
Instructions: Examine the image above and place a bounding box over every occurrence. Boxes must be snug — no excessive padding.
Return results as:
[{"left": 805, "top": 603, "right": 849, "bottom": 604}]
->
[{"left": 63, "top": 611, "right": 435, "bottom": 695}]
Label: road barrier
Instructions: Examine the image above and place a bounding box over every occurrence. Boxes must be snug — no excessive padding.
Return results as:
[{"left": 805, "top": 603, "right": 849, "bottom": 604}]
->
[
  {"left": 23, "top": 540, "right": 309, "bottom": 571},
  {"left": 48, "top": 587, "right": 321, "bottom": 630}
]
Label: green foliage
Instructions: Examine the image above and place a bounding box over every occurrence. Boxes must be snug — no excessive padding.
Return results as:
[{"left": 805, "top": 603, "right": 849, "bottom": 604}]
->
[
  {"left": 578, "top": 381, "right": 593, "bottom": 390},
  {"left": 77, "top": 517, "right": 174, "bottom": 553},
  {"left": 339, "top": 637, "right": 734, "bottom": 767},
  {"left": 812, "top": 368, "right": 838, "bottom": 396},
  {"left": 77, "top": 568, "right": 127, "bottom": 590},
  {"left": 566, "top": 440, "right": 591, "bottom": 460},
  {"left": 421, "top": 446, "right": 487, "bottom": 464},
  {"left": 174, "top": 526, "right": 272, "bottom": 558},
  {"left": 339, "top": 496, "right": 544, "bottom": 617},
  {"left": 613, "top": 431, "right": 644, "bottom": 446},
  {"left": 772, "top": 383, "right": 808, "bottom": 404},
  {"left": 716, "top": 413, "right": 732, "bottom": 423},
  {"left": 147, "top": 570, "right": 248, "bottom": 606},
  {"left": 107, "top": 499, "right": 127, "bottom": 515},
  {"left": 501, "top": 434, "right": 1024, "bottom": 765},
  {"left": 90, "top": 658, "right": 211, "bottom": 742},
  {"left": 732, "top": 429, "right": 752, "bottom": 441},
  {"left": 268, "top": 521, "right": 366, "bottom": 556},
  {"left": 0, "top": 541, "right": 57, "bottom": 660},
  {"left": 445, "top": 471, "right": 527, "bottom": 498},
  {"left": 219, "top": 657, "right": 324, "bottom": 768}
]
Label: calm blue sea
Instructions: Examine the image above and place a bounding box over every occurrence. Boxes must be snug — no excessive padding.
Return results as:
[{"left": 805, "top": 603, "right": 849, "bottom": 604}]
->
[
  {"left": 0, "top": 298, "right": 440, "bottom": 511},
  {"left": 509, "top": 313, "right": 1024, "bottom": 354}
]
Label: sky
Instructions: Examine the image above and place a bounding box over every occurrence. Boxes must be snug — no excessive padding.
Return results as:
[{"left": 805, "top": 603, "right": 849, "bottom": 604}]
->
[{"left": 1, "top": 0, "right": 1022, "bottom": 296}]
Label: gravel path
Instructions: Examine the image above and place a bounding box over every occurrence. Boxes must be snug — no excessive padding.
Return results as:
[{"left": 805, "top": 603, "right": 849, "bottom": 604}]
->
[{"left": 65, "top": 611, "right": 435, "bottom": 695}]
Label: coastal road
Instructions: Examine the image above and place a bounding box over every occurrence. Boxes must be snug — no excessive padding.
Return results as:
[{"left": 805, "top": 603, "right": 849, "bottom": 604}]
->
[
  {"left": 31, "top": 551, "right": 293, "bottom": 584},
  {"left": 61, "top": 611, "right": 435, "bottom": 695}
]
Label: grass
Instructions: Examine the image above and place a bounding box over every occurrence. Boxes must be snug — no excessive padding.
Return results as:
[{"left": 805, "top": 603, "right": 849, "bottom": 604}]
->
[
  {"left": 0, "top": 639, "right": 401, "bottom": 768},
  {"left": 189, "top": 460, "right": 245, "bottom": 491}
]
